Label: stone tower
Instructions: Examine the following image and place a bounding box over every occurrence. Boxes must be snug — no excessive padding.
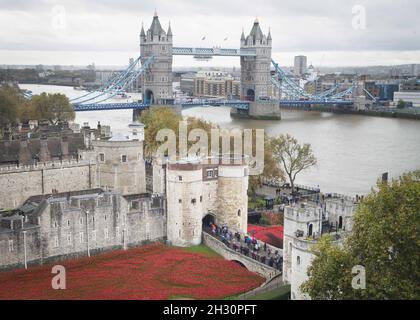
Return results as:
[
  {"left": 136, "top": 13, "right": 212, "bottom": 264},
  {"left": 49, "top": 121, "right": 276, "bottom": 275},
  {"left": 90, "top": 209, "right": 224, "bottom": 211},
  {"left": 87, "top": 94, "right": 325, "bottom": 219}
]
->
[
  {"left": 166, "top": 159, "right": 203, "bottom": 247},
  {"left": 217, "top": 161, "right": 249, "bottom": 234},
  {"left": 237, "top": 19, "right": 281, "bottom": 120},
  {"left": 140, "top": 12, "right": 173, "bottom": 105},
  {"left": 282, "top": 203, "right": 323, "bottom": 300},
  {"left": 240, "top": 18, "right": 272, "bottom": 101}
]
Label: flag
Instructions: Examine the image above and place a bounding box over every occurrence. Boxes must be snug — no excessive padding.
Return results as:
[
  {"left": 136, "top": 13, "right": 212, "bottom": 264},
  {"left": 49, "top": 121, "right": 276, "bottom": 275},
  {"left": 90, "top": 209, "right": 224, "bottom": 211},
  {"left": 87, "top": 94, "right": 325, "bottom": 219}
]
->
[{"left": 201, "top": 36, "right": 206, "bottom": 40}]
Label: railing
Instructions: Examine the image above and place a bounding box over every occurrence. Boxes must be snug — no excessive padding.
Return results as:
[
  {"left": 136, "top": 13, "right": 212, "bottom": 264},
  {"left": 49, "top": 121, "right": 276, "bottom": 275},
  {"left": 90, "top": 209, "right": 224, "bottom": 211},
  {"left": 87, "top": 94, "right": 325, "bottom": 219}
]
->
[{"left": 203, "top": 228, "right": 283, "bottom": 271}]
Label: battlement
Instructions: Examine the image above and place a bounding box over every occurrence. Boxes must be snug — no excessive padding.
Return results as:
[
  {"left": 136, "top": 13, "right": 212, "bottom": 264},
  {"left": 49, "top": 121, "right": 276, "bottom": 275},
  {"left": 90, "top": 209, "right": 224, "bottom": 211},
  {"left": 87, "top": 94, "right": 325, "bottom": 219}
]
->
[
  {"left": 0, "top": 159, "right": 94, "bottom": 174},
  {"left": 284, "top": 203, "right": 322, "bottom": 222}
]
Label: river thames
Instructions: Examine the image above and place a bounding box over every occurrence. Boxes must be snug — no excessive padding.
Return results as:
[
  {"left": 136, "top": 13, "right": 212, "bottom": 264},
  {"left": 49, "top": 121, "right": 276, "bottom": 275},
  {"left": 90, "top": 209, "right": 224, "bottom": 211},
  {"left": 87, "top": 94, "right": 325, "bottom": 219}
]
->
[{"left": 21, "top": 84, "right": 420, "bottom": 196}]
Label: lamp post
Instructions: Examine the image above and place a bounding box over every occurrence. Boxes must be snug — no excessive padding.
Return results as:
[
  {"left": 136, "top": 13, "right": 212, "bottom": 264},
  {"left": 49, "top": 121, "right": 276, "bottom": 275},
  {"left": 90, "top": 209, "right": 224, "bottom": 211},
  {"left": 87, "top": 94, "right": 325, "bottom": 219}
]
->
[
  {"left": 23, "top": 230, "right": 27, "bottom": 270},
  {"left": 85, "top": 209, "right": 90, "bottom": 257}
]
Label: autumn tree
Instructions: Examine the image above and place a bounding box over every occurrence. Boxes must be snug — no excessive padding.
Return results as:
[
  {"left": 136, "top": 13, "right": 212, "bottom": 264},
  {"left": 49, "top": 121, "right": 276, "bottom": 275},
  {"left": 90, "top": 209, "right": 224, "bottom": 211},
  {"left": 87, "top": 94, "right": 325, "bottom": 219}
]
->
[
  {"left": 0, "top": 85, "right": 21, "bottom": 131},
  {"left": 271, "top": 134, "right": 317, "bottom": 193},
  {"left": 140, "top": 107, "right": 284, "bottom": 194},
  {"left": 249, "top": 135, "right": 284, "bottom": 199},
  {"left": 31, "top": 92, "right": 75, "bottom": 125},
  {"left": 301, "top": 171, "right": 420, "bottom": 300}
]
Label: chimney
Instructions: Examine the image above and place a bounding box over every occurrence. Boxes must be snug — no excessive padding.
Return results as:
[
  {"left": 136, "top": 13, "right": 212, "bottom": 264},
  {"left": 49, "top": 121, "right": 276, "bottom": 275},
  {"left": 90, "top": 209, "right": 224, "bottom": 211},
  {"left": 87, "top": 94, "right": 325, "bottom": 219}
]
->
[
  {"left": 19, "top": 138, "right": 32, "bottom": 166},
  {"left": 61, "top": 136, "right": 69, "bottom": 160},
  {"left": 39, "top": 137, "right": 51, "bottom": 162}
]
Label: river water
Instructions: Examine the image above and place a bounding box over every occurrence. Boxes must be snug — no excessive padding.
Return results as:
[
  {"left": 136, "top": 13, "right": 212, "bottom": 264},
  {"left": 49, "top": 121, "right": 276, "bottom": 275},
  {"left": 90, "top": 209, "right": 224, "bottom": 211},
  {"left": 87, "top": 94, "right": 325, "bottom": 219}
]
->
[{"left": 21, "top": 84, "right": 420, "bottom": 196}]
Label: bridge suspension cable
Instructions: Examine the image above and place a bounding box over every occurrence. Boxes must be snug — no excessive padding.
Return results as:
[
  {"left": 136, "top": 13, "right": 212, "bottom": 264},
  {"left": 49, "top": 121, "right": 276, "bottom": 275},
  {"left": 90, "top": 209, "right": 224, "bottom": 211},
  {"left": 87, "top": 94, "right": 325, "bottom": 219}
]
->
[
  {"left": 71, "top": 56, "right": 143, "bottom": 104},
  {"left": 74, "top": 55, "right": 155, "bottom": 107},
  {"left": 271, "top": 59, "right": 354, "bottom": 101}
]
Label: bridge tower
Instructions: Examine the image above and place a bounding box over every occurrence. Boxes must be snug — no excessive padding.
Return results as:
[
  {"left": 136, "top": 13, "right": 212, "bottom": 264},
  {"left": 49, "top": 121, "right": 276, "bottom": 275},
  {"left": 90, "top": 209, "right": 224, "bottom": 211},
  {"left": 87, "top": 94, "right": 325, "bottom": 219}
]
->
[
  {"left": 237, "top": 19, "right": 281, "bottom": 120},
  {"left": 240, "top": 18, "right": 272, "bottom": 101},
  {"left": 140, "top": 12, "right": 173, "bottom": 105}
]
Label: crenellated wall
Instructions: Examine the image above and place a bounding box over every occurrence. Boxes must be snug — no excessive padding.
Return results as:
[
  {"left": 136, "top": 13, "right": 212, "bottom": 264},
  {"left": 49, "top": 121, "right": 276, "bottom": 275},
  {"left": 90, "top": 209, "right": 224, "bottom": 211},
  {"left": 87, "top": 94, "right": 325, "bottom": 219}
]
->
[{"left": 0, "top": 161, "right": 96, "bottom": 209}]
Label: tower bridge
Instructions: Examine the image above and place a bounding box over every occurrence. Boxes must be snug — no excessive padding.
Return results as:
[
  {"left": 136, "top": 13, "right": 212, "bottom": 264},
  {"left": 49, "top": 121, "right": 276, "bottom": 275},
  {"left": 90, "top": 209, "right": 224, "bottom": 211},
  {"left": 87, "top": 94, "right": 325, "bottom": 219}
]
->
[{"left": 70, "top": 12, "right": 355, "bottom": 120}]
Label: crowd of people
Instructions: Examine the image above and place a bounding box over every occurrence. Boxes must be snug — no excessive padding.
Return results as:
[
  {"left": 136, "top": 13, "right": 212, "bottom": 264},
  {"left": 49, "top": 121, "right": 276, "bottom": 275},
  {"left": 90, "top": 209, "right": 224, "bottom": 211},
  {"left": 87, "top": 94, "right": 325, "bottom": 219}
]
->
[{"left": 207, "top": 222, "right": 283, "bottom": 271}]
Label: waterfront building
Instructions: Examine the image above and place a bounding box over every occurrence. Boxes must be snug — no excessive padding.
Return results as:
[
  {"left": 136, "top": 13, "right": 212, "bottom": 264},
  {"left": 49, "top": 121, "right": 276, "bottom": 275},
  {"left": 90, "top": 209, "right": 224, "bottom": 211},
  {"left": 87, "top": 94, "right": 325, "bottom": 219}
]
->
[{"left": 294, "top": 56, "right": 308, "bottom": 77}]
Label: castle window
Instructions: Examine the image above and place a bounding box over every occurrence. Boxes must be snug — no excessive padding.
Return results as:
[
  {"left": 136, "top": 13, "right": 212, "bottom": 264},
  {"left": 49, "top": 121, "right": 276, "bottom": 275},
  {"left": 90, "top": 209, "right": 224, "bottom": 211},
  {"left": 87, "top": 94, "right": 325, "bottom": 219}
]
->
[
  {"left": 191, "top": 198, "right": 197, "bottom": 205},
  {"left": 178, "top": 176, "right": 183, "bottom": 181},
  {"left": 104, "top": 215, "right": 107, "bottom": 221},
  {"left": 79, "top": 217, "right": 83, "bottom": 225},
  {"left": 67, "top": 220, "right": 70, "bottom": 228},
  {"left": 297, "top": 256, "right": 301, "bottom": 266},
  {"left": 79, "top": 232, "right": 84, "bottom": 244},
  {"left": 130, "top": 201, "right": 139, "bottom": 210},
  {"left": 206, "top": 169, "right": 213, "bottom": 178},
  {"left": 54, "top": 236, "right": 59, "bottom": 248},
  {"left": 8, "top": 240, "right": 14, "bottom": 252},
  {"left": 179, "top": 199, "right": 182, "bottom": 204},
  {"left": 53, "top": 220, "right": 58, "bottom": 228},
  {"left": 99, "top": 153, "right": 105, "bottom": 162},
  {"left": 238, "top": 209, "right": 241, "bottom": 217},
  {"left": 67, "top": 235, "right": 72, "bottom": 246},
  {"left": 121, "top": 155, "right": 127, "bottom": 163},
  {"left": 200, "top": 196, "right": 203, "bottom": 202},
  {"left": 105, "top": 228, "right": 109, "bottom": 239}
]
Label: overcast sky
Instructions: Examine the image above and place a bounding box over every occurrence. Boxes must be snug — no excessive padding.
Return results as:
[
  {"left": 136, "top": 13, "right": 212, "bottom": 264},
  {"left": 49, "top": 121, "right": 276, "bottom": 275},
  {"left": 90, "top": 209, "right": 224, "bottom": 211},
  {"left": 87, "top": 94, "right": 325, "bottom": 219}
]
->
[{"left": 0, "top": 0, "right": 419, "bottom": 67}]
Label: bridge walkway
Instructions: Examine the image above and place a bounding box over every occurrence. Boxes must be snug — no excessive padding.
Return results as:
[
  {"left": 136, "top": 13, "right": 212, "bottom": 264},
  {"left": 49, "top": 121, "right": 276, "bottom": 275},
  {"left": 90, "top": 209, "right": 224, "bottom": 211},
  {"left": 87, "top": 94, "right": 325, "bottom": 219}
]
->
[{"left": 202, "top": 229, "right": 282, "bottom": 280}]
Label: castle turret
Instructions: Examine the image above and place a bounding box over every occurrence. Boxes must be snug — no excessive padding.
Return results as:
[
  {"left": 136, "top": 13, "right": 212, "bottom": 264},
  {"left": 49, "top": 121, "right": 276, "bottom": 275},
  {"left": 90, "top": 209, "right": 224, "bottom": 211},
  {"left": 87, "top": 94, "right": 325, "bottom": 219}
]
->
[
  {"left": 166, "top": 158, "right": 203, "bottom": 247},
  {"left": 216, "top": 158, "right": 249, "bottom": 233},
  {"left": 140, "top": 12, "right": 173, "bottom": 105}
]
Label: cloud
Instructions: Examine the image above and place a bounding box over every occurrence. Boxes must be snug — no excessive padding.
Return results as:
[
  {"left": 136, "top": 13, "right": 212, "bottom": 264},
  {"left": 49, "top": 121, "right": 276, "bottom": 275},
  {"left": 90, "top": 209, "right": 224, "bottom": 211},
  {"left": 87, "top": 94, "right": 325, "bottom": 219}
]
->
[{"left": 0, "top": 0, "right": 419, "bottom": 65}]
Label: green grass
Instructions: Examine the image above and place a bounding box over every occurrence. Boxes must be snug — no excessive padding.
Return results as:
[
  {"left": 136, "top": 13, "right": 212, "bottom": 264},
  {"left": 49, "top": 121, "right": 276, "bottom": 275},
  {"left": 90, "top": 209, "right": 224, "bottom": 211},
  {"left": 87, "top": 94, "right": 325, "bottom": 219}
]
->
[
  {"left": 181, "top": 245, "right": 221, "bottom": 258},
  {"left": 247, "top": 284, "right": 291, "bottom": 300}
]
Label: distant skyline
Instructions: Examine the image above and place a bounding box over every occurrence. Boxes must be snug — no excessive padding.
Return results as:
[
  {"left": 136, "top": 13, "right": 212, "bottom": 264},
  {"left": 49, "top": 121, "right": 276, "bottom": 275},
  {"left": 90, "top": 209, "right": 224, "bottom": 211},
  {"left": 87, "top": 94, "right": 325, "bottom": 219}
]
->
[{"left": 1, "top": 0, "right": 419, "bottom": 67}]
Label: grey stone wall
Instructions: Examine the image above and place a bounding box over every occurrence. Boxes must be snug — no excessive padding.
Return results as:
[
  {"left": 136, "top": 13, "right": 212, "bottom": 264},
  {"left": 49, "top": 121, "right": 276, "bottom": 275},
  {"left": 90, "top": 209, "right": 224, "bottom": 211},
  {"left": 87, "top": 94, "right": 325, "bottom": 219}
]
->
[
  {"left": 0, "top": 161, "right": 96, "bottom": 209},
  {"left": 0, "top": 191, "right": 166, "bottom": 270}
]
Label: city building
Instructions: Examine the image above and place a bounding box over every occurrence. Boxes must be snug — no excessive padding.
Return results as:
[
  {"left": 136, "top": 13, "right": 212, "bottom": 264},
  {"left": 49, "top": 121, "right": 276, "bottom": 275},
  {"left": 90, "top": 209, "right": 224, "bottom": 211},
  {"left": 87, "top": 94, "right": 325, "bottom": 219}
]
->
[
  {"left": 193, "top": 70, "right": 240, "bottom": 99},
  {"left": 180, "top": 73, "right": 195, "bottom": 96},
  {"left": 394, "top": 79, "right": 420, "bottom": 107},
  {"left": 394, "top": 92, "right": 420, "bottom": 107},
  {"left": 294, "top": 56, "right": 308, "bottom": 77},
  {"left": 282, "top": 194, "right": 358, "bottom": 300}
]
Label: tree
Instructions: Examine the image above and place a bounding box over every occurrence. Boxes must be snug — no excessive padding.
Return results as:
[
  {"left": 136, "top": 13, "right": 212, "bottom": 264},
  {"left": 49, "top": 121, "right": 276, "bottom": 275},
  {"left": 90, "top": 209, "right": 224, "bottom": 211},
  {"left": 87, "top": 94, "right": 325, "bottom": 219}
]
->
[
  {"left": 140, "top": 107, "right": 183, "bottom": 157},
  {"left": 140, "top": 107, "right": 284, "bottom": 195},
  {"left": 301, "top": 171, "right": 420, "bottom": 300},
  {"left": 397, "top": 99, "right": 406, "bottom": 109},
  {"left": 31, "top": 93, "right": 75, "bottom": 125},
  {"left": 300, "top": 236, "right": 356, "bottom": 300},
  {"left": 0, "top": 85, "right": 20, "bottom": 131},
  {"left": 249, "top": 135, "right": 285, "bottom": 199},
  {"left": 270, "top": 134, "right": 317, "bottom": 193}
]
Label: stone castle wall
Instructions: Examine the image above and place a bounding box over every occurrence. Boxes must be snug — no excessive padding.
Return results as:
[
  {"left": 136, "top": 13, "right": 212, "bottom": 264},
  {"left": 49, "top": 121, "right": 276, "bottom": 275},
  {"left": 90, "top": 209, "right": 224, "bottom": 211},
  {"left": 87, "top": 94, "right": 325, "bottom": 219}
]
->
[
  {"left": 0, "top": 191, "right": 166, "bottom": 270},
  {"left": 0, "top": 161, "right": 96, "bottom": 209}
]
